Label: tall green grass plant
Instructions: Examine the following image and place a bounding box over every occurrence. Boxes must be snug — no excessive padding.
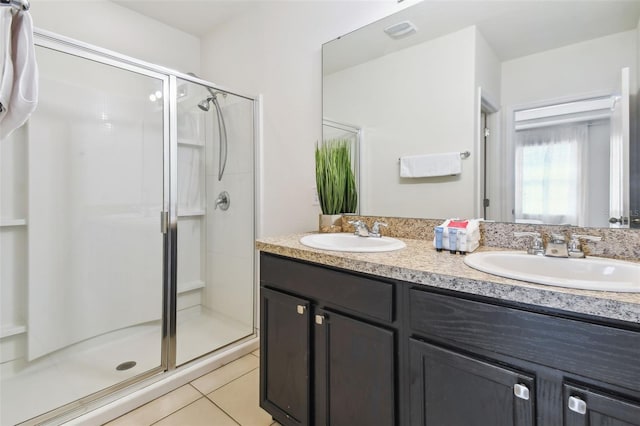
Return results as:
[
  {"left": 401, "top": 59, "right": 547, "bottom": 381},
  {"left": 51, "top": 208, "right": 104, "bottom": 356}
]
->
[{"left": 316, "top": 139, "right": 358, "bottom": 215}]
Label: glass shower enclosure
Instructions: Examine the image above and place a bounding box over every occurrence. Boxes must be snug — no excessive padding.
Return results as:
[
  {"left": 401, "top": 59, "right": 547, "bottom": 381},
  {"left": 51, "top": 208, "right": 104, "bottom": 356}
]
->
[{"left": 0, "top": 30, "right": 257, "bottom": 425}]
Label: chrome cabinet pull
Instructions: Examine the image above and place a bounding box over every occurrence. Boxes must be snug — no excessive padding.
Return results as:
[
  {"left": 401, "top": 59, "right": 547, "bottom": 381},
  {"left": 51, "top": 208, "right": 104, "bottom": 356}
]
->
[
  {"left": 315, "top": 315, "right": 324, "bottom": 325},
  {"left": 296, "top": 305, "right": 306, "bottom": 315},
  {"left": 513, "top": 383, "right": 530, "bottom": 400},
  {"left": 568, "top": 396, "right": 587, "bottom": 415}
]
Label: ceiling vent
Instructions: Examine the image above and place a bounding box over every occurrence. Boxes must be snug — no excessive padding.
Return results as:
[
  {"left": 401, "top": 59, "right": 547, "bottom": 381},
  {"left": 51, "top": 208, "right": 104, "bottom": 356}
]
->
[{"left": 384, "top": 21, "right": 417, "bottom": 39}]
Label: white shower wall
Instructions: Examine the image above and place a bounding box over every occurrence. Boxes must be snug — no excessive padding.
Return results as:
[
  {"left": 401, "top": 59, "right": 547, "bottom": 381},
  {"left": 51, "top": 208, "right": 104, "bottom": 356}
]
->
[
  {"left": 204, "top": 99, "right": 255, "bottom": 329},
  {"left": 25, "top": 50, "right": 165, "bottom": 361}
]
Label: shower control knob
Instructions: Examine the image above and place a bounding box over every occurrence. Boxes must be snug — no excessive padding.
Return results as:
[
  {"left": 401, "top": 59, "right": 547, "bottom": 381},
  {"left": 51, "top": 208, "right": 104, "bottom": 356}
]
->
[{"left": 215, "top": 191, "right": 230, "bottom": 211}]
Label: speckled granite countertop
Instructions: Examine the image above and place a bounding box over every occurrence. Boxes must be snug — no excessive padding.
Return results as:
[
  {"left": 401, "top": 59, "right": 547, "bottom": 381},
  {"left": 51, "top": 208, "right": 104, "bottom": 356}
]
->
[{"left": 256, "top": 233, "right": 640, "bottom": 325}]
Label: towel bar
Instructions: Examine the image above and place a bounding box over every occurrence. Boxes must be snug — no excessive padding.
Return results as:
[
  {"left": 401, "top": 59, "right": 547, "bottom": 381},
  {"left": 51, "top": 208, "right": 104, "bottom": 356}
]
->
[{"left": 398, "top": 151, "right": 470, "bottom": 161}]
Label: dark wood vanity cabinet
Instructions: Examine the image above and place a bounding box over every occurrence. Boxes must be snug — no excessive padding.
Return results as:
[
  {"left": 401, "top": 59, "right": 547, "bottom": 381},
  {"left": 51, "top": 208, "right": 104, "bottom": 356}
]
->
[
  {"left": 259, "top": 252, "right": 640, "bottom": 426},
  {"left": 259, "top": 253, "right": 398, "bottom": 426},
  {"left": 409, "top": 338, "right": 535, "bottom": 426},
  {"left": 408, "top": 287, "right": 640, "bottom": 426},
  {"left": 260, "top": 287, "right": 311, "bottom": 425}
]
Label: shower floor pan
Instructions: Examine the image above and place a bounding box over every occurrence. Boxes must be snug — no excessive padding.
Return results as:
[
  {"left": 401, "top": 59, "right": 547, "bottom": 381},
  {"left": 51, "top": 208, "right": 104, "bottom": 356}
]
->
[{"left": 1, "top": 307, "right": 251, "bottom": 425}]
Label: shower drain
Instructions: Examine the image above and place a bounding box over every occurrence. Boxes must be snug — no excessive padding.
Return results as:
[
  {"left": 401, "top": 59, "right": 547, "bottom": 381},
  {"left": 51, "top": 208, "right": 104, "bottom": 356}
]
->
[{"left": 116, "top": 361, "right": 137, "bottom": 371}]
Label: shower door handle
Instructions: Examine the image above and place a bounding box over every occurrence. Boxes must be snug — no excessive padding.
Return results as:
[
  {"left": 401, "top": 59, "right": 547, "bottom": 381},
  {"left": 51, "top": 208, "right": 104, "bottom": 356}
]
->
[{"left": 160, "top": 211, "right": 169, "bottom": 234}]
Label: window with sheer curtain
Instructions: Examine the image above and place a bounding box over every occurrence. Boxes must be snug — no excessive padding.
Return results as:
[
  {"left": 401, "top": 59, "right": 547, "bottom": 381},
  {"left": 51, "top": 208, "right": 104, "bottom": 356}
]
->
[{"left": 515, "top": 124, "right": 588, "bottom": 226}]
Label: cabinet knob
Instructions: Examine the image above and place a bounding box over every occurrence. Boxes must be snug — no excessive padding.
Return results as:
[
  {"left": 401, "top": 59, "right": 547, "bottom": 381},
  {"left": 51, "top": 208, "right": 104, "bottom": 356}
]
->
[
  {"left": 296, "top": 305, "right": 306, "bottom": 315},
  {"left": 315, "top": 314, "right": 324, "bottom": 325},
  {"left": 568, "top": 396, "right": 587, "bottom": 415},
  {"left": 513, "top": 383, "right": 530, "bottom": 400}
]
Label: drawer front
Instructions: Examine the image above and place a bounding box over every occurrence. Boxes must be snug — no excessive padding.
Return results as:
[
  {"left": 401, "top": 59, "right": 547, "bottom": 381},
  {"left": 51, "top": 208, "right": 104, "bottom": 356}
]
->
[
  {"left": 409, "top": 288, "right": 640, "bottom": 392},
  {"left": 260, "top": 253, "right": 394, "bottom": 323}
]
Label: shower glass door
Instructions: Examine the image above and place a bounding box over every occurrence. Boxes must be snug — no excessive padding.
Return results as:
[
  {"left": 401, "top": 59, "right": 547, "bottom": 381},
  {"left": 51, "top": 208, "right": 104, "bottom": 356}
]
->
[
  {"left": 0, "top": 44, "right": 167, "bottom": 425},
  {"left": 174, "top": 78, "right": 255, "bottom": 365}
]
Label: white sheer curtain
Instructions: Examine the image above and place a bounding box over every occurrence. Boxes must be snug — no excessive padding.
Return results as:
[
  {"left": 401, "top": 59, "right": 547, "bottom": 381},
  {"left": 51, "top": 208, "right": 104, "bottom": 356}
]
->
[{"left": 515, "top": 124, "right": 589, "bottom": 226}]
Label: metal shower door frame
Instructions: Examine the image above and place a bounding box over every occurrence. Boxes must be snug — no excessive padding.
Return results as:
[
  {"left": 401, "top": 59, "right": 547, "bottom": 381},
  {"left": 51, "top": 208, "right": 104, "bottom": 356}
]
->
[{"left": 28, "top": 28, "right": 260, "bottom": 425}]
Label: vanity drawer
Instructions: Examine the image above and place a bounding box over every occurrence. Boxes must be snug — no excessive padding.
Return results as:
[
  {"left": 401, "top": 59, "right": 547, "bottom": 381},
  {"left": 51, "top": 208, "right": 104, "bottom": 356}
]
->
[
  {"left": 260, "top": 253, "right": 394, "bottom": 323},
  {"left": 409, "top": 288, "right": 640, "bottom": 392}
]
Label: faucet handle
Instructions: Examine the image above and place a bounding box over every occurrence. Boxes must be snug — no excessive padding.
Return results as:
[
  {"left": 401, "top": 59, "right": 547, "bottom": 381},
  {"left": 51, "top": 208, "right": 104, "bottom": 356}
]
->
[
  {"left": 372, "top": 221, "right": 387, "bottom": 232},
  {"left": 370, "top": 221, "right": 388, "bottom": 237},
  {"left": 568, "top": 234, "right": 602, "bottom": 258},
  {"left": 570, "top": 234, "right": 602, "bottom": 242},
  {"left": 514, "top": 232, "right": 543, "bottom": 255}
]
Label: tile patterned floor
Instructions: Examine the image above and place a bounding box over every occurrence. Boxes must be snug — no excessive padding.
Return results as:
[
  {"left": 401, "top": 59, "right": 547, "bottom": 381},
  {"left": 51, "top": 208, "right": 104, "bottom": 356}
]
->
[{"left": 104, "top": 350, "right": 280, "bottom": 426}]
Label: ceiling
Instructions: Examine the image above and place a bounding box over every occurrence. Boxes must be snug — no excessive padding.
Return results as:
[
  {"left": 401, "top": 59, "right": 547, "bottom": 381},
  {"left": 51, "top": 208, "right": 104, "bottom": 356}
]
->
[
  {"left": 112, "top": 0, "right": 255, "bottom": 37},
  {"left": 323, "top": 0, "right": 640, "bottom": 74}
]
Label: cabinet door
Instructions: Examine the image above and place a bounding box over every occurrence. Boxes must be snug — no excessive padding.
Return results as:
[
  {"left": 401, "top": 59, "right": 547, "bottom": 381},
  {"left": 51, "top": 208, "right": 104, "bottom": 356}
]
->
[
  {"left": 314, "top": 309, "right": 395, "bottom": 426},
  {"left": 409, "top": 339, "right": 535, "bottom": 426},
  {"left": 260, "top": 287, "right": 310, "bottom": 426},
  {"left": 564, "top": 384, "right": 640, "bottom": 426}
]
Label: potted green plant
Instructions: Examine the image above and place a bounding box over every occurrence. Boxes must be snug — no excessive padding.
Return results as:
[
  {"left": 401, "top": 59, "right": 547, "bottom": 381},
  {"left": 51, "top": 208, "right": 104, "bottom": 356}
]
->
[{"left": 315, "top": 138, "right": 358, "bottom": 232}]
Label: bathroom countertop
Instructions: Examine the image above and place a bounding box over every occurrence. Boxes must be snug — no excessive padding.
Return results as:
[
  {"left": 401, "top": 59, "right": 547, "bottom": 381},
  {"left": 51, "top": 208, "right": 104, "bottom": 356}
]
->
[{"left": 256, "top": 233, "right": 640, "bottom": 325}]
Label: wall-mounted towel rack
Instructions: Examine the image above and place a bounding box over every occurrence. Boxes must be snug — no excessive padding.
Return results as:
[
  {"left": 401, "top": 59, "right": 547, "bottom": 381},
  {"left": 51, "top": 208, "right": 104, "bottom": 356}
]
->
[
  {"left": 0, "top": 0, "right": 30, "bottom": 11},
  {"left": 398, "top": 151, "right": 470, "bottom": 161}
]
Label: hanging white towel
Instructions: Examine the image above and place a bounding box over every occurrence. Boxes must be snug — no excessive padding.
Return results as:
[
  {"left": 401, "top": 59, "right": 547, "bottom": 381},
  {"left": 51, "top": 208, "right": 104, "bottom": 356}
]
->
[
  {"left": 0, "top": 9, "right": 38, "bottom": 140},
  {"left": 399, "top": 152, "right": 462, "bottom": 178},
  {"left": 0, "top": 8, "right": 14, "bottom": 123}
]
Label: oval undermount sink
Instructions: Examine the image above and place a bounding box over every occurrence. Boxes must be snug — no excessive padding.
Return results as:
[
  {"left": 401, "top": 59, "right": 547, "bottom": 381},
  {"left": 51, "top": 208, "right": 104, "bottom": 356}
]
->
[
  {"left": 464, "top": 251, "right": 640, "bottom": 292},
  {"left": 300, "top": 233, "right": 406, "bottom": 253}
]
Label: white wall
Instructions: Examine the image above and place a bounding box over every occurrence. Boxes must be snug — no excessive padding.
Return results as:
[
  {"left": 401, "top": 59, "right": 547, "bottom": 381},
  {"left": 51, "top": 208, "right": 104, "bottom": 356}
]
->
[
  {"left": 475, "top": 29, "right": 501, "bottom": 102},
  {"left": 199, "top": 1, "right": 410, "bottom": 236},
  {"left": 502, "top": 30, "right": 637, "bottom": 108},
  {"left": 30, "top": 0, "right": 200, "bottom": 73},
  {"left": 324, "top": 26, "right": 478, "bottom": 219}
]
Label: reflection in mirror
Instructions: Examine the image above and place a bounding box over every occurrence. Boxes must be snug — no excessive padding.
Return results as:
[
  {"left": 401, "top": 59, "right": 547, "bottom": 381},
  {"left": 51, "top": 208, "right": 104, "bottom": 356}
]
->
[{"left": 322, "top": 1, "right": 639, "bottom": 228}]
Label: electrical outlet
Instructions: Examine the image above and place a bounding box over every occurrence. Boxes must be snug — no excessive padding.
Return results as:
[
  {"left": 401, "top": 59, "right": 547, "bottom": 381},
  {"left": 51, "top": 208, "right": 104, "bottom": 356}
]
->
[{"left": 312, "top": 187, "right": 319, "bottom": 206}]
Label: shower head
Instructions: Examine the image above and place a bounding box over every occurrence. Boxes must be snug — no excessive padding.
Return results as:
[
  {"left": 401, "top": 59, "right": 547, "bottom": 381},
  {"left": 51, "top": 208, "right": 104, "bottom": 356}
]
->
[
  {"left": 197, "top": 91, "right": 227, "bottom": 112},
  {"left": 198, "top": 97, "right": 213, "bottom": 111}
]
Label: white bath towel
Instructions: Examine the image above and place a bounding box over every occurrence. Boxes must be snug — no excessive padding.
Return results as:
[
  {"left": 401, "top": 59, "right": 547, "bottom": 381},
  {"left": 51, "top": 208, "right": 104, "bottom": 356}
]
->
[
  {"left": 0, "top": 8, "right": 14, "bottom": 123},
  {"left": 400, "top": 152, "right": 462, "bottom": 178},
  {"left": 0, "top": 9, "right": 38, "bottom": 140}
]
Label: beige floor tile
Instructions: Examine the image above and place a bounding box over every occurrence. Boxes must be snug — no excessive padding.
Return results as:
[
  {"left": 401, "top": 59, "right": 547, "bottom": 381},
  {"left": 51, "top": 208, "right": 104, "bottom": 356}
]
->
[
  {"left": 154, "top": 397, "right": 238, "bottom": 426},
  {"left": 190, "top": 354, "right": 259, "bottom": 395},
  {"left": 105, "top": 384, "right": 201, "bottom": 426},
  {"left": 207, "top": 369, "right": 272, "bottom": 426}
]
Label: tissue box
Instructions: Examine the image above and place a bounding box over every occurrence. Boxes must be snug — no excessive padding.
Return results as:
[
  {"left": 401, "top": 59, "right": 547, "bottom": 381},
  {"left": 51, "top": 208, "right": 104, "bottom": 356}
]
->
[{"left": 433, "top": 219, "right": 480, "bottom": 253}]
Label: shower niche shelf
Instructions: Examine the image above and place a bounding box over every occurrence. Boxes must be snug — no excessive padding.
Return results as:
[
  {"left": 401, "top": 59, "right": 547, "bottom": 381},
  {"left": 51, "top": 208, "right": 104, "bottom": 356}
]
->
[
  {"left": 177, "top": 280, "right": 205, "bottom": 294},
  {"left": 0, "top": 218, "right": 27, "bottom": 227},
  {"left": 1, "top": 324, "right": 27, "bottom": 339},
  {"left": 178, "top": 139, "right": 204, "bottom": 148},
  {"left": 178, "top": 210, "right": 206, "bottom": 217}
]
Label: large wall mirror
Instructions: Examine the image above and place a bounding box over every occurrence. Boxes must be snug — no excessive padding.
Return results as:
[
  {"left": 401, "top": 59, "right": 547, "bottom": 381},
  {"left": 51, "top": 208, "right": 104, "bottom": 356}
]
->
[{"left": 322, "top": 0, "right": 639, "bottom": 228}]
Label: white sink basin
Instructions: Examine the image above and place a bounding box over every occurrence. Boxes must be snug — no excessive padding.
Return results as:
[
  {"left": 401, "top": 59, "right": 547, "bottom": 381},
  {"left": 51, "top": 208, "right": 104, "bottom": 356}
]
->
[
  {"left": 300, "top": 233, "right": 406, "bottom": 253},
  {"left": 464, "top": 251, "right": 640, "bottom": 292}
]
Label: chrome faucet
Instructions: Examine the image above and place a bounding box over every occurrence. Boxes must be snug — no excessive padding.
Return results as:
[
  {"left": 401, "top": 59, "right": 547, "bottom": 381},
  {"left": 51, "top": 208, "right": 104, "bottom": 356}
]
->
[
  {"left": 515, "top": 231, "right": 602, "bottom": 258},
  {"left": 544, "top": 233, "right": 569, "bottom": 258},
  {"left": 348, "top": 220, "right": 370, "bottom": 237},
  {"left": 348, "top": 220, "right": 388, "bottom": 238}
]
